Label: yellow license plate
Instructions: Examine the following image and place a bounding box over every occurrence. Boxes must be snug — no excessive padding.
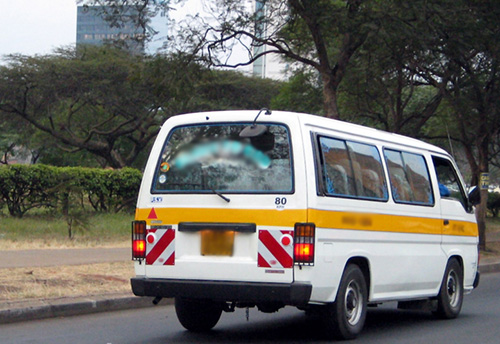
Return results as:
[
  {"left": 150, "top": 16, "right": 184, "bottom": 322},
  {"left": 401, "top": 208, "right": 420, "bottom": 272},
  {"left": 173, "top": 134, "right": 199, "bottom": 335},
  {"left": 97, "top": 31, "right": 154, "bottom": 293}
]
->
[{"left": 201, "top": 230, "right": 235, "bottom": 256}]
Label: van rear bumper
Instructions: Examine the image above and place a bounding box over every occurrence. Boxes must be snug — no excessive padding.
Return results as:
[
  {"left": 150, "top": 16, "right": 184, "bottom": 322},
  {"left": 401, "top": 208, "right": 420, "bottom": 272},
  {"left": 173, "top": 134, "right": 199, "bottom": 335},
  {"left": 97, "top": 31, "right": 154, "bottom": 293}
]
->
[{"left": 131, "top": 278, "right": 312, "bottom": 307}]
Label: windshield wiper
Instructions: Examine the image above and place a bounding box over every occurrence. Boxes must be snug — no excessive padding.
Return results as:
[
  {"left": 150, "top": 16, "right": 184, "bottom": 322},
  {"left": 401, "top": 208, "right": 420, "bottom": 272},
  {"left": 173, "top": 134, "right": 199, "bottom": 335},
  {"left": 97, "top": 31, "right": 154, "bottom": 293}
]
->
[{"left": 209, "top": 188, "right": 231, "bottom": 203}]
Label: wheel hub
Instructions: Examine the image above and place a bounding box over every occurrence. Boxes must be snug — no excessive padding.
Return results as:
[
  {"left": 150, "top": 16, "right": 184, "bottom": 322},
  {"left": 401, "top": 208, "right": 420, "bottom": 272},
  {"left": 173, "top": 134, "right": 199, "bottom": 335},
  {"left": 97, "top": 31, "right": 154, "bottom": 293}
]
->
[
  {"left": 344, "top": 281, "right": 362, "bottom": 325},
  {"left": 447, "top": 271, "right": 459, "bottom": 307}
]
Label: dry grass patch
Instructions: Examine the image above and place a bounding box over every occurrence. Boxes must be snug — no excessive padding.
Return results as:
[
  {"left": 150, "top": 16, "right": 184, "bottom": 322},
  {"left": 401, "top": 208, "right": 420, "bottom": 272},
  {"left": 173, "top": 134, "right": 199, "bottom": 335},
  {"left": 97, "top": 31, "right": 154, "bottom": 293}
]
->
[{"left": 0, "top": 262, "right": 134, "bottom": 301}]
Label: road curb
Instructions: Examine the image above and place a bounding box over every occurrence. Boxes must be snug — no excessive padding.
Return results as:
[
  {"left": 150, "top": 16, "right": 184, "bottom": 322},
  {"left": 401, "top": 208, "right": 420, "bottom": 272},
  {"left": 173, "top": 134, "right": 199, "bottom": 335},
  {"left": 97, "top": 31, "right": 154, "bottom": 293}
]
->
[{"left": 0, "top": 294, "right": 172, "bottom": 325}]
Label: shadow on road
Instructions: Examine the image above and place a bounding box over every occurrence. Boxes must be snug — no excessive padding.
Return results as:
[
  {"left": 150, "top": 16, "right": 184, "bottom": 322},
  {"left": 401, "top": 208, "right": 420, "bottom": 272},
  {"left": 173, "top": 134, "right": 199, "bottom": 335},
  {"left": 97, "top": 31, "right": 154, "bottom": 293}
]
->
[{"left": 156, "top": 305, "right": 445, "bottom": 344}]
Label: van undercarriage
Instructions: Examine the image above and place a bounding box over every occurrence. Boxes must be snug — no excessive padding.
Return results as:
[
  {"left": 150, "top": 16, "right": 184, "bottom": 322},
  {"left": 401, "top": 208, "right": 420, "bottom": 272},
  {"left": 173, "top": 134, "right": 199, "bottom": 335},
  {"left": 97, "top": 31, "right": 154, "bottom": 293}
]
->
[{"left": 131, "top": 277, "right": 312, "bottom": 308}]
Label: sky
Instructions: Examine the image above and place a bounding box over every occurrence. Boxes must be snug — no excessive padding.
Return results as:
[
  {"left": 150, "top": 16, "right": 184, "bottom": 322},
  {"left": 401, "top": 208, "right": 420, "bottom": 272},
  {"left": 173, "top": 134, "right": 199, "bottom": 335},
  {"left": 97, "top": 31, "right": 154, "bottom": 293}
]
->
[
  {"left": 0, "top": 0, "right": 253, "bottom": 73},
  {"left": 0, "top": 0, "right": 204, "bottom": 58},
  {"left": 0, "top": 0, "right": 77, "bottom": 57}
]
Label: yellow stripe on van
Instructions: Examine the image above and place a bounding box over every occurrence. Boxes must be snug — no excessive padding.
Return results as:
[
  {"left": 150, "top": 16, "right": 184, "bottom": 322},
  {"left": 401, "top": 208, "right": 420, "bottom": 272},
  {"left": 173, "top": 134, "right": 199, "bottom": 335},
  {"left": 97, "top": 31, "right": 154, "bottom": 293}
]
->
[
  {"left": 135, "top": 207, "right": 307, "bottom": 227},
  {"left": 135, "top": 207, "right": 478, "bottom": 237},
  {"left": 309, "top": 209, "right": 440, "bottom": 235},
  {"left": 309, "top": 209, "right": 477, "bottom": 237}
]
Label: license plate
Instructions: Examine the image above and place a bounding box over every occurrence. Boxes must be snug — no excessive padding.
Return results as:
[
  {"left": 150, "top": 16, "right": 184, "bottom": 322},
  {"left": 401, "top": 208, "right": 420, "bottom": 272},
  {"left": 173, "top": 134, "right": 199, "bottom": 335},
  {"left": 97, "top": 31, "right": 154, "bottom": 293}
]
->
[{"left": 201, "top": 230, "right": 235, "bottom": 256}]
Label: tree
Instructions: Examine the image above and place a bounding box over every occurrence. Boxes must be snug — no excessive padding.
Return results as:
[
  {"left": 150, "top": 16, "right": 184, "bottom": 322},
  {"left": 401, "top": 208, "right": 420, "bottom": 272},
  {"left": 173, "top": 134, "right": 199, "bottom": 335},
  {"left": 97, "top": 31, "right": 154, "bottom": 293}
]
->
[
  {"left": 271, "top": 70, "right": 323, "bottom": 114},
  {"left": 412, "top": 0, "right": 500, "bottom": 250},
  {"left": 82, "top": 0, "right": 384, "bottom": 119},
  {"left": 0, "top": 110, "right": 39, "bottom": 164},
  {"left": 0, "top": 45, "right": 282, "bottom": 168},
  {"left": 487, "top": 192, "right": 500, "bottom": 218},
  {"left": 339, "top": 0, "right": 446, "bottom": 135},
  {"left": 0, "top": 46, "right": 207, "bottom": 168},
  {"left": 192, "top": 69, "right": 281, "bottom": 111}
]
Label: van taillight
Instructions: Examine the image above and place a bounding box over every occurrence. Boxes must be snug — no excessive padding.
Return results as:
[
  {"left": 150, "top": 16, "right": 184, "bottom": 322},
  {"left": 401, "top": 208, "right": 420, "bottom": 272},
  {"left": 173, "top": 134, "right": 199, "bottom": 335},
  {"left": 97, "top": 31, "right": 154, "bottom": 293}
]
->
[
  {"left": 294, "top": 223, "right": 315, "bottom": 266},
  {"left": 132, "top": 221, "right": 146, "bottom": 260}
]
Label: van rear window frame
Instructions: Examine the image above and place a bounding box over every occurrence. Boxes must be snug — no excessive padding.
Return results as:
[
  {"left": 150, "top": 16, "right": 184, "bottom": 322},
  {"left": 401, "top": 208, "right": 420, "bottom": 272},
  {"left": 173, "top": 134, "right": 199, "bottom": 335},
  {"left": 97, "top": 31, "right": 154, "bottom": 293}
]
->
[{"left": 150, "top": 122, "right": 295, "bottom": 195}]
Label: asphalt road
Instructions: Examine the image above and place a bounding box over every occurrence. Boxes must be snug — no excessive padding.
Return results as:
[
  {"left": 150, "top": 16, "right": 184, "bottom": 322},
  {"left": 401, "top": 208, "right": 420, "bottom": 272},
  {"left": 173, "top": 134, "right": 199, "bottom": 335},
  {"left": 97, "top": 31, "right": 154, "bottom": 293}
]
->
[{"left": 2, "top": 273, "right": 500, "bottom": 344}]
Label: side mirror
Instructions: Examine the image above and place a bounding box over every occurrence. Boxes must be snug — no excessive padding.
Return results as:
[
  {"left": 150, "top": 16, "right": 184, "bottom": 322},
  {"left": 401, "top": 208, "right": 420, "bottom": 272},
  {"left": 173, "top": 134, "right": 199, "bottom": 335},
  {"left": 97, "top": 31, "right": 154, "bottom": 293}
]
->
[{"left": 468, "top": 186, "right": 481, "bottom": 206}]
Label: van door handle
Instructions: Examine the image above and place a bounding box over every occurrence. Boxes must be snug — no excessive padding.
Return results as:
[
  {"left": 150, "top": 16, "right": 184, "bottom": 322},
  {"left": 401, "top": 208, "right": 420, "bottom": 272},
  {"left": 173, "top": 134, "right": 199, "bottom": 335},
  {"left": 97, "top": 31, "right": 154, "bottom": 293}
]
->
[{"left": 443, "top": 219, "right": 449, "bottom": 226}]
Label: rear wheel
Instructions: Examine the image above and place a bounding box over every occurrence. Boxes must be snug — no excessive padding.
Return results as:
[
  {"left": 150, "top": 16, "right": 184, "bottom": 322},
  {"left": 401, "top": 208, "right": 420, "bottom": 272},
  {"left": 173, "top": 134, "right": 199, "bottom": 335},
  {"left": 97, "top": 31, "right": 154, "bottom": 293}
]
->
[
  {"left": 434, "top": 258, "right": 463, "bottom": 319},
  {"left": 175, "top": 297, "right": 223, "bottom": 332},
  {"left": 323, "top": 264, "right": 368, "bottom": 340}
]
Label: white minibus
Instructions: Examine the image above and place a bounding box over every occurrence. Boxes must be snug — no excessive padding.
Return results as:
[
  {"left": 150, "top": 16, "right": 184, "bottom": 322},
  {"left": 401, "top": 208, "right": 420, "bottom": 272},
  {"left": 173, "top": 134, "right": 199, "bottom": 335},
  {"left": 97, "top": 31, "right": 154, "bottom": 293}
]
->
[{"left": 131, "top": 110, "right": 480, "bottom": 339}]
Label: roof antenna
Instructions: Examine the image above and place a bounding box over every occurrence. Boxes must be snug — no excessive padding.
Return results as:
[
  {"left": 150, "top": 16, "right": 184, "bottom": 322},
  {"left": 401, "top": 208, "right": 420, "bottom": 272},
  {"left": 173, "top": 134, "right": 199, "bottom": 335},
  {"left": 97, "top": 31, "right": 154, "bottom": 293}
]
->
[
  {"left": 252, "top": 108, "right": 272, "bottom": 124},
  {"left": 239, "top": 108, "right": 272, "bottom": 137}
]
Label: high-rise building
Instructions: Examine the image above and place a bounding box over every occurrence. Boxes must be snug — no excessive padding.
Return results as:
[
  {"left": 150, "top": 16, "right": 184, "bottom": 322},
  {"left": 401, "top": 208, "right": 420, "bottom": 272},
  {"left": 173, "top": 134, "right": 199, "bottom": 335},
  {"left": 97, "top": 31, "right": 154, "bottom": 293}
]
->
[
  {"left": 250, "top": 1, "right": 288, "bottom": 80},
  {"left": 76, "top": 5, "right": 146, "bottom": 54}
]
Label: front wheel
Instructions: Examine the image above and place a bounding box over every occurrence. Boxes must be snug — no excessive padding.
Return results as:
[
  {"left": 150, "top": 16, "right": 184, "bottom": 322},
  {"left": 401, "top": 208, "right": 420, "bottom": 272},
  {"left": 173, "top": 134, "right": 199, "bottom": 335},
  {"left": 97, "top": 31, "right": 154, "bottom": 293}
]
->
[
  {"left": 322, "top": 264, "right": 368, "bottom": 340},
  {"left": 434, "top": 258, "right": 464, "bottom": 319},
  {"left": 175, "top": 297, "right": 223, "bottom": 332}
]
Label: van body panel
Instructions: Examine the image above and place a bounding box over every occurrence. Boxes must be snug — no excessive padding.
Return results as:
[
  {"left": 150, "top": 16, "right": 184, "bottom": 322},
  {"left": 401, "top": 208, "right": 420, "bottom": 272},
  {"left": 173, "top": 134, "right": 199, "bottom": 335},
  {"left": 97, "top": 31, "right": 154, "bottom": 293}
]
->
[{"left": 133, "top": 110, "right": 479, "bottom": 310}]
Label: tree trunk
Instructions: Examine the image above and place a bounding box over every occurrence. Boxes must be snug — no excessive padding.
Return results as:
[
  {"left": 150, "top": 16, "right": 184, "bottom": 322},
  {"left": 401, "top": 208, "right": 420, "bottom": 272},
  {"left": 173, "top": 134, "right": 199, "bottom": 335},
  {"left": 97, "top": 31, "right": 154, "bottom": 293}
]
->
[
  {"left": 476, "top": 137, "right": 489, "bottom": 251},
  {"left": 460, "top": 135, "right": 488, "bottom": 251},
  {"left": 321, "top": 73, "right": 340, "bottom": 119},
  {"left": 477, "top": 189, "right": 487, "bottom": 251}
]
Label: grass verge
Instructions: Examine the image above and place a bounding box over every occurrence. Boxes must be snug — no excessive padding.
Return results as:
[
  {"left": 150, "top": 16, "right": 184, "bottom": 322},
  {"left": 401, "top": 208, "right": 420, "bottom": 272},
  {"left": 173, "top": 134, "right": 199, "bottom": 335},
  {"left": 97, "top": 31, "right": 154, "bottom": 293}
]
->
[{"left": 0, "top": 212, "right": 133, "bottom": 250}]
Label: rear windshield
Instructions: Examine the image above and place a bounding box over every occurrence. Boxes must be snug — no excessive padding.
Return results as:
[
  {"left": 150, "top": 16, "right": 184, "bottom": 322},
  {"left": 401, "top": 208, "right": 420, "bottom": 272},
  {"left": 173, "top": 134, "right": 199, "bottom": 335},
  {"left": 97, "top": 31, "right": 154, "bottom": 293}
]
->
[{"left": 152, "top": 123, "right": 293, "bottom": 193}]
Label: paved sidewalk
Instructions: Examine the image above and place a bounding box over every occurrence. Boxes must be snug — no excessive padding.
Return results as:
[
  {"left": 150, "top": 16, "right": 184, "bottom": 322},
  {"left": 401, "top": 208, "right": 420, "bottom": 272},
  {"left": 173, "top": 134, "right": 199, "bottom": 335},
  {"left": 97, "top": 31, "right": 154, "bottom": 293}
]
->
[{"left": 0, "top": 247, "right": 129, "bottom": 269}]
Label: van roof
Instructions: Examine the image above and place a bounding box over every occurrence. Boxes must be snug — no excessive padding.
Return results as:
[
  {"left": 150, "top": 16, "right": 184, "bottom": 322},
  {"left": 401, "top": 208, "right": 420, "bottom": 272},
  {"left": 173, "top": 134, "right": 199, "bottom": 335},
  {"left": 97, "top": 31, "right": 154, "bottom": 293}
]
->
[{"left": 169, "top": 110, "right": 450, "bottom": 156}]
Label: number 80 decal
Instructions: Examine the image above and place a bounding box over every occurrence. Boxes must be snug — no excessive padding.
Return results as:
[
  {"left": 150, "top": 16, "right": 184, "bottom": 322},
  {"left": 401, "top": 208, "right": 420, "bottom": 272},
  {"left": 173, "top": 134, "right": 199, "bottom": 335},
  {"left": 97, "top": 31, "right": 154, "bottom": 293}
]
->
[{"left": 275, "top": 197, "right": 287, "bottom": 209}]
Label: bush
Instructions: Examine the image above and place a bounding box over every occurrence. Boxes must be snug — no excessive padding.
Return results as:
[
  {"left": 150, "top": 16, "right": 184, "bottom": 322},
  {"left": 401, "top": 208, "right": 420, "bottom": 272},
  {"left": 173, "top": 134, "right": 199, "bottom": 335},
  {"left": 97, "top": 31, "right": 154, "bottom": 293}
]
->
[
  {"left": 487, "top": 192, "right": 500, "bottom": 217},
  {"left": 75, "top": 167, "right": 142, "bottom": 213},
  {"left": 0, "top": 165, "right": 60, "bottom": 217},
  {"left": 0, "top": 164, "right": 142, "bottom": 217}
]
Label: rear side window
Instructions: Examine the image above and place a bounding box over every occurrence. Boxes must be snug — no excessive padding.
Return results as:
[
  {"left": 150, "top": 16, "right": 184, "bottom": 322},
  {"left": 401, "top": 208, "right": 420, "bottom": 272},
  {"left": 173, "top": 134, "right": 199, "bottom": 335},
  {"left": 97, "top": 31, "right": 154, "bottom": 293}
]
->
[
  {"left": 318, "top": 136, "right": 388, "bottom": 201},
  {"left": 384, "top": 150, "right": 434, "bottom": 206}
]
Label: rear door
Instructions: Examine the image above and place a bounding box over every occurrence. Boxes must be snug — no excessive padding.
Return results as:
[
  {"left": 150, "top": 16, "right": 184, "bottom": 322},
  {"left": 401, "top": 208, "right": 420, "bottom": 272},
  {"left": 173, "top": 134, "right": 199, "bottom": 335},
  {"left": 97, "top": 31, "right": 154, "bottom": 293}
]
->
[{"left": 136, "top": 112, "right": 308, "bottom": 284}]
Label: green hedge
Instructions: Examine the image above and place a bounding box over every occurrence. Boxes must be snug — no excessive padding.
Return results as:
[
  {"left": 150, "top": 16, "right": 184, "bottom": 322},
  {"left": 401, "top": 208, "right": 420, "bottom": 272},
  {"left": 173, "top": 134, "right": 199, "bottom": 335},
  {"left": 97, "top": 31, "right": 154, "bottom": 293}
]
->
[
  {"left": 488, "top": 192, "right": 500, "bottom": 217},
  {"left": 0, "top": 164, "right": 142, "bottom": 217}
]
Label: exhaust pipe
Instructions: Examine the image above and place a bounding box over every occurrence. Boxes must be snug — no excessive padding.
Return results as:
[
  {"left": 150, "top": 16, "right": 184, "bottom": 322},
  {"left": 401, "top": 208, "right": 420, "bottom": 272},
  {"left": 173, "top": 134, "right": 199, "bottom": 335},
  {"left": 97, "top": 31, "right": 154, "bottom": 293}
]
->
[{"left": 152, "top": 296, "right": 163, "bottom": 305}]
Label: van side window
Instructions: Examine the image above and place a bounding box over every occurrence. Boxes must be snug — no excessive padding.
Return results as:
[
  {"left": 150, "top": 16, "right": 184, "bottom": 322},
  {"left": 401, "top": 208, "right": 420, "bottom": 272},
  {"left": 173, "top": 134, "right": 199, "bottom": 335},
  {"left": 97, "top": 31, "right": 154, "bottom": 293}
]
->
[
  {"left": 384, "top": 150, "right": 434, "bottom": 206},
  {"left": 318, "top": 136, "right": 388, "bottom": 201},
  {"left": 432, "top": 156, "right": 467, "bottom": 208}
]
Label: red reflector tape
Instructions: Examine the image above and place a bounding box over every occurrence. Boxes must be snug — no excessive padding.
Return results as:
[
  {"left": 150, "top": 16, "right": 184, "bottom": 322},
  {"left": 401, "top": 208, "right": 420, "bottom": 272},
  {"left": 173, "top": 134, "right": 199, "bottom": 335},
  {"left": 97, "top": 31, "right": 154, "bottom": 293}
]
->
[
  {"left": 146, "top": 229, "right": 175, "bottom": 265},
  {"left": 258, "top": 230, "right": 294, "bottom": 269}
]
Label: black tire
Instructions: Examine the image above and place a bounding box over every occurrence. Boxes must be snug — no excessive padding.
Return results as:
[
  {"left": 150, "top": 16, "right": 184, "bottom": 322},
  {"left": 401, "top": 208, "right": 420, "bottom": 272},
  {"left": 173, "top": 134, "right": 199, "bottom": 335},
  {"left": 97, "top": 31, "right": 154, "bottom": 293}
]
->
[
  {"left": 323, "top": 264, "right": 368, "bottom": 340},
  {"left": 175, "top": 297, "right": 223, "bottom": 332},
  {"left": 434, "top": 258, "right": 464, "bottom": 319}
]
